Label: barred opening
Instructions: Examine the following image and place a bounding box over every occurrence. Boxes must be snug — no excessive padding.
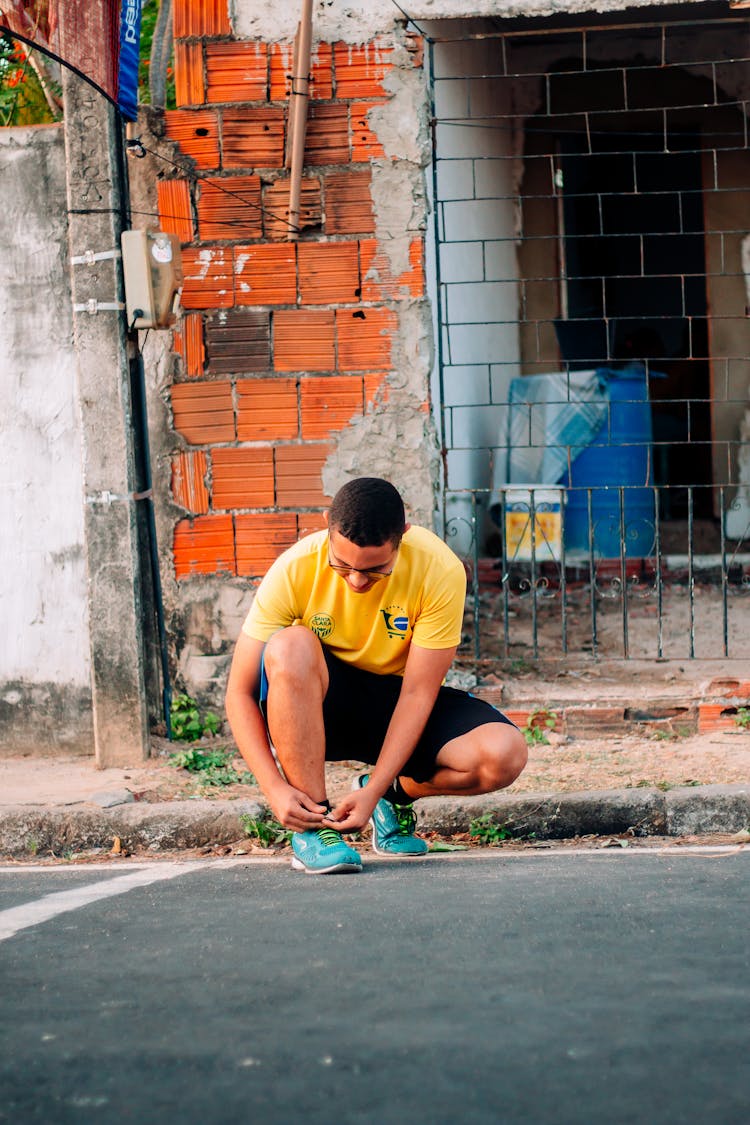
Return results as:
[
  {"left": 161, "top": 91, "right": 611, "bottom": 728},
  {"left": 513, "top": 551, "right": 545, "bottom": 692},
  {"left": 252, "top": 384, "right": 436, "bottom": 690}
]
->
[{"left": 427, "top": 4, "right": 750, "bottom": 660}]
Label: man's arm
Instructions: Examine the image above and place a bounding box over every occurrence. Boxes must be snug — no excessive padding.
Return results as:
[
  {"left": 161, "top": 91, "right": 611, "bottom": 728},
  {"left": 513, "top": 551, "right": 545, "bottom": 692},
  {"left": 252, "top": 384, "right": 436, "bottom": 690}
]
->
[
  {"left": 225, "top": 632, "right": 328, "bottom": 830},
  {"left": 326, "top": 642, "right": 457, "bottom": 832}
]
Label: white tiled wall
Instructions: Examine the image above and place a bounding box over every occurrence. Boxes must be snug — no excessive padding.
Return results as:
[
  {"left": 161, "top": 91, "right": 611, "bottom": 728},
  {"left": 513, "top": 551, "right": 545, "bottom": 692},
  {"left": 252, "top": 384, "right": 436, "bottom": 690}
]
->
[{"left": 431, "top": 39, "right": 522, "bottom": 528}]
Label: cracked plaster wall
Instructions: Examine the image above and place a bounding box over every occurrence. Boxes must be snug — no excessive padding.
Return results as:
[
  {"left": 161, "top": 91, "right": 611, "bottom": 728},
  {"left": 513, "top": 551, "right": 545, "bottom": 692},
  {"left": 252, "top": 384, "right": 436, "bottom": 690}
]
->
[
  {"left": 0, "top": 125, "right": 93, "bottom": 752},
  {"left": 233, "top": 0, "right": 710, "bottom": 43}
]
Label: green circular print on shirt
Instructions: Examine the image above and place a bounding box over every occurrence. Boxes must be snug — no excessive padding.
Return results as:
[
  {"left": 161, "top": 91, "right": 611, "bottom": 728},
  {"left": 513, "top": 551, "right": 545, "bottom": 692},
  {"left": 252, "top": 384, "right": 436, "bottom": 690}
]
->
[{"left": 310, "top": 613, "right": 335, "bottom": 640}]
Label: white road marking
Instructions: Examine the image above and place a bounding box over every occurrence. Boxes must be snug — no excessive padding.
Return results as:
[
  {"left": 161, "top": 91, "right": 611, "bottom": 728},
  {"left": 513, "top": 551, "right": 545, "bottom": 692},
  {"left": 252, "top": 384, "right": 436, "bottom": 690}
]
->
[{"left": 0, "top": 862, "right": 208, "bottom": 942}]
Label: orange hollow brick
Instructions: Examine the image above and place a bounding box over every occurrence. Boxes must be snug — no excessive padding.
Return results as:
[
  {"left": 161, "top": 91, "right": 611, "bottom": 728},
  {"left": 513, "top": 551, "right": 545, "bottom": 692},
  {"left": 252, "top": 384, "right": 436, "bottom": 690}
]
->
[
  {"left": 211, "top": 447, "right": 275, "bottom": 510},
  {"left": 304, "top": 104, "right": 350, "bottom": 166},
  {"left": 263, "top": 177, "right": 322, "bottom": 241},
  {"left": 275, "top": 445, "right": 332, "bottom": 508},
  {"left": 324, "top": 170, "right": 374, "bottom": 236},
  {"left": 364, "top": 371, "right": 389, "bottom": 408},
  {"left": 171, "top": 450, "right": 209, "bottom": 514},
  {"left": 234, "top": 244, "right": 297, "bottom": 306},
  {"left": 698, "top": 703, "right": 742, "bottom": 733},
  {"left": 359, "top": 237, "right": 425, "bottom": 301},
  {"left": 173, "top": 0, "right": 231, "bottom": 38},
  {"left": 269, "top": 42, "right": 333, "bottom": 101},
  {"left": 174, "top": 41, "right": 205, "bottom": 108},
  {"left": 171, "top": 380, "right": 235, "bottom": 444},
  {"left": 274, "top": 310, "right": 335, "bottom": 372},
  {"left": 197, "top": 176, "right": 262, "bottom": 241},
  {"left": 174, "top": 313, "right": 206, "bottom": 378},
  {"left": 236, "top": 377, "right": 298, "bottom": 441},
  {"left": 157, "top": 179, "right": 194, "bottom": 243},
  {"left": 300, "top": 375, "right": 365, "bottom": 439},
  {"left": 298, "top": 242, "right": 360, "bottom": 305},
  {"left": 222, "top": 107, "right": 285, "bottom": 169},
  {"left": 206, "top": 41, "right": 268, "bottom": 104},
  {"left": 164, "top": 109, "right": 220, "bottom": 170},
  {"left": 235, "top": 513, "right": 298, "bottom": 577},
  {"left": 351, "top": 101, "right": 387, "bottom": 162},
  {"left": 336, "top": 307, "right": 396, "bottom": 372},
  {"left": 181, "top": 246, "right": 234, "bottom": 309},
  {"left": 173, "top": 514, "right": 236, "bottom": 579},
  {"left": 298, "top": 512, "right": 327, "bottom": 537},
  {"left": 333, "top": 41, "right": 394, "bottom": 100}
]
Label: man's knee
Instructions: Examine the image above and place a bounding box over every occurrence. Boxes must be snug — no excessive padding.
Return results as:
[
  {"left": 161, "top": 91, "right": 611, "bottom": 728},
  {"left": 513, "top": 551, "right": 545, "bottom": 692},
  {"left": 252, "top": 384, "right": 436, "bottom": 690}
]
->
[
  {"left": 476, "top": 723, "right": 528, "bottom": 792},
  {"left": 263, "top": 625, "right": 325, "bottom": 686}
]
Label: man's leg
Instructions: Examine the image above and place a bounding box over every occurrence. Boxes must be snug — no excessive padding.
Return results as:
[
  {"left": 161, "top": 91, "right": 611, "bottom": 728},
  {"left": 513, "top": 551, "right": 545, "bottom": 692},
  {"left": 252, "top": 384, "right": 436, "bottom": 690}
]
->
[
  {"left": 361, "top": 717, "right": 526, "bottom": 855},
  {"left": 262, "top": 624, "right": 329, "bottom": 802},
  {"left": 399, "top": 720, "right": 528, "bottom": 801},
  {"left": 262, "top": 626, "right": 361, "bottom": 874}
]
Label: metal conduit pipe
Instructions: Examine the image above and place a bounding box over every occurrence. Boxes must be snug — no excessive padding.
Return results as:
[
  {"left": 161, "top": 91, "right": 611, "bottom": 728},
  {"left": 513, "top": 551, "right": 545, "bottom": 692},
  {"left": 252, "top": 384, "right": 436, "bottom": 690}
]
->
[{"left": 287, "top": 0, "right": 313, "bottom": 241}]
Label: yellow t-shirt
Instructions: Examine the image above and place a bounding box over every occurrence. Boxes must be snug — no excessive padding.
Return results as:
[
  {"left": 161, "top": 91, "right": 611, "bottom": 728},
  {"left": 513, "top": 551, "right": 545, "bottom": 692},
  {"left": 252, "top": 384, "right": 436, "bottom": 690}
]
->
[{"left": 242, "top": 525, "right": 466, "bottom": 676}]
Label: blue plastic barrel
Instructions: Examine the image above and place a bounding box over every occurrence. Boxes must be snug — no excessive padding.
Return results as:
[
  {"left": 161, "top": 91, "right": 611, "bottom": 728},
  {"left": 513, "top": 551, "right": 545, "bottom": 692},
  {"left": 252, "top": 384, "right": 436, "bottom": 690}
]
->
[{"left": 563, "top": 366, "right": 656, "bottom": 558}]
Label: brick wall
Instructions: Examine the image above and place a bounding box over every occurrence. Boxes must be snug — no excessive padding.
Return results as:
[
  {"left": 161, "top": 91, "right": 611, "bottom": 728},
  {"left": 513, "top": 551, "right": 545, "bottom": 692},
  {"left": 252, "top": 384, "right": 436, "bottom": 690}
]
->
[{"left": 160, "top": 0, "right": 426, "bottom": 581}]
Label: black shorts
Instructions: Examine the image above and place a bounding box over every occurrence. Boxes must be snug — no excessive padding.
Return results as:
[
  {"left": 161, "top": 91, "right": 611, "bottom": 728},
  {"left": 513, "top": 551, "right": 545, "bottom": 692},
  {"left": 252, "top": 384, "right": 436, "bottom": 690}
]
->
[{"left": 260, "top": 641, "right": 516, "bottom": 783}]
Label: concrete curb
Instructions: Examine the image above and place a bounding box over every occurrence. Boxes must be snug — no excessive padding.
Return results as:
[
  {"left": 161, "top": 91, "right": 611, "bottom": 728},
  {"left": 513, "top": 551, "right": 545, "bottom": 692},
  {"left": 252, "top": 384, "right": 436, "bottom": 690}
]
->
[{"left": 0, "top": 785, "right": 748, "bottom": 857}]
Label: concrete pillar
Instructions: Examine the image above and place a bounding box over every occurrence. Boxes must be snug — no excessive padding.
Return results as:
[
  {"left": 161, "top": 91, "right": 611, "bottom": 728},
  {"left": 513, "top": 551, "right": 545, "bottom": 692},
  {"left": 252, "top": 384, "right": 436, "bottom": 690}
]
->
[{"left": 62, "top": 68, "right": 150, "bottom": 766}]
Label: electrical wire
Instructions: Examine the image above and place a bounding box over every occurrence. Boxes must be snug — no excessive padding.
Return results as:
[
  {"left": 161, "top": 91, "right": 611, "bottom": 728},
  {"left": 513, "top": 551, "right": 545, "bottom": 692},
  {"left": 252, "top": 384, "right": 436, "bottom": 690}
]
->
[{"left": 137, "top": 137, "right": 302, "bottom": 234}]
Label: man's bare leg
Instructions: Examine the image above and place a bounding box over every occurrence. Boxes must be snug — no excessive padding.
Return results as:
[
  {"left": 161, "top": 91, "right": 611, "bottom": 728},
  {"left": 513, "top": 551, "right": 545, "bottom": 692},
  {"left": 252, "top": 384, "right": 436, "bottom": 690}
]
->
[
  {"left": 262, "top": 625, "right": 330, "bottom": 804},
  {"left": 398, "top": 722, "right": 528, "bottom": 801}
]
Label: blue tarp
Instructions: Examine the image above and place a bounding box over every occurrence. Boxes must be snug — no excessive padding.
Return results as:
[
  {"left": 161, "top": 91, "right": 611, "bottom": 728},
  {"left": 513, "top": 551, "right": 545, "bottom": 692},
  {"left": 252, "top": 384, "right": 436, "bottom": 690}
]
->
[
  {"left": 507, "top": 369, "right": 609, "bottom": 485},
  {"left": 117, "top": 0, "right": 142, "bottom": 121}
]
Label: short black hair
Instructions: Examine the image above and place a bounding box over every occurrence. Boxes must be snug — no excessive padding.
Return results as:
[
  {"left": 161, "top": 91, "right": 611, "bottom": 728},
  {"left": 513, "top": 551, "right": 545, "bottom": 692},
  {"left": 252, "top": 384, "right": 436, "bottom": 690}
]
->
[{"left": 328, "top": 477, "right": 406, "bottom": 547}]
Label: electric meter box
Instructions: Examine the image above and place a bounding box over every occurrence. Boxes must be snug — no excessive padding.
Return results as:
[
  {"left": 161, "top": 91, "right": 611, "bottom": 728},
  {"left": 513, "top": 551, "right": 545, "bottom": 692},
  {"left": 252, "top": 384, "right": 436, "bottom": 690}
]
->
[{"left": 121, "top": 229, "right": 183, "bottom": 329}]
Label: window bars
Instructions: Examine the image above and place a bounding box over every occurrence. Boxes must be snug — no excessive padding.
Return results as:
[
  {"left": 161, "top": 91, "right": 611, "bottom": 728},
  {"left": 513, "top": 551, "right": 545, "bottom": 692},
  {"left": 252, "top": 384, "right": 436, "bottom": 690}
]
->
[{"left": 428, "top": 8, "right": 750, "bottom": 660}]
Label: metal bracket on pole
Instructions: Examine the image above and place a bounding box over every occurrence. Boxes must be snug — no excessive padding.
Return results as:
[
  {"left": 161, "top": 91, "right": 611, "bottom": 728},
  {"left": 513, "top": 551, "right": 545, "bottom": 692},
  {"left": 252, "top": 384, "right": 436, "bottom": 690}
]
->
[
  {"left": 85, "top": 489, "right": 153, "bottom": 506},
  {"left": 71, "top": 248, "right": 123, "bottom": 266},
  {"left": 73, "top": 299, "right": 126, "bottom": 315}
]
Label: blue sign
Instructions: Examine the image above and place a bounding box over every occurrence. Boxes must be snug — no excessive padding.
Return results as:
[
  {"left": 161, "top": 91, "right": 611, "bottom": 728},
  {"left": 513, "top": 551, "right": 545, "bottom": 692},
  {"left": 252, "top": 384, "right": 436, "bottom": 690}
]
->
[{"left": 117, "top": 0, "right": 142, "bottom": 120}]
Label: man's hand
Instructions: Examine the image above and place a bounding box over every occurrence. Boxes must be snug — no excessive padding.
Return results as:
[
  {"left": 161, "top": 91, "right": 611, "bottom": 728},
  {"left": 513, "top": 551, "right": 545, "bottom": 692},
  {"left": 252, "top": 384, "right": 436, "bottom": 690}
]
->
[
  {"left": 324, "top": 786, "right": 379, "bottom": 834},
  {"left": 269, "top": 785, "right": 330, "bottom": 832}
]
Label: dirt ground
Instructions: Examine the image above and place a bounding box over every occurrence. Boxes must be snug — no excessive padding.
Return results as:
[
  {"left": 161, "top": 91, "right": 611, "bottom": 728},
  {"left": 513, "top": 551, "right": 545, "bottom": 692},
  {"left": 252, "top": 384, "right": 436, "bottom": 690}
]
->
[
  {"left": 3, "top": 719, "right": 748, "bottom": 809},
  {"left": 102, "top": 726, "right": 750, "bottom": 805}
]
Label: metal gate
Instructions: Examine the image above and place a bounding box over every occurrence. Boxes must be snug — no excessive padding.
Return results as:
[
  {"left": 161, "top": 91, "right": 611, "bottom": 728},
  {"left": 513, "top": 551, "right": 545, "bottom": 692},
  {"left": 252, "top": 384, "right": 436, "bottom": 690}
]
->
[{"left": 426, "top": 5, "right": 750, "bottom": 661}]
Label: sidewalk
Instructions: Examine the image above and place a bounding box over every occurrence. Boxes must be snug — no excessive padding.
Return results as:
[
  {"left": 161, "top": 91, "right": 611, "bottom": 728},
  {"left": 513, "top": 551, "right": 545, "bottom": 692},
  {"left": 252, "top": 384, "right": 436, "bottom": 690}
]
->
[{"left": 1, "top": 726, "right": 748, "bottom": 859}]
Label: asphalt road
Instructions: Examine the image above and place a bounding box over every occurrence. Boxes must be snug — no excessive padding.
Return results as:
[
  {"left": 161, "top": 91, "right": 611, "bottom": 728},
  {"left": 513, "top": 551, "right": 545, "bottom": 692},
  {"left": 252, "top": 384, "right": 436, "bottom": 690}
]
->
[{"left": 1, "top": 848, "right": 749, "bottom": 1124}]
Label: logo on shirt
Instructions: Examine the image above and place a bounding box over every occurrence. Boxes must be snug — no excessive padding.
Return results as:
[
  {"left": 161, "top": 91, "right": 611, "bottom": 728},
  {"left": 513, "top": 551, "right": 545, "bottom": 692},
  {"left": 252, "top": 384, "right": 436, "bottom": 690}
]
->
[
  {"left": 381, "top": 605, "right": 410, "bottom": 640},
  {"left": 309, "top": 613, "right": 335, "bottom": 640}
]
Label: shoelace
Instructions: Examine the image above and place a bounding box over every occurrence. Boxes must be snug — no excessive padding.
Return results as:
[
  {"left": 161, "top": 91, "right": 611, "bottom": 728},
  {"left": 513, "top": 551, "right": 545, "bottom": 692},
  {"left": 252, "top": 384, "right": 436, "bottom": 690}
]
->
[
  {"left": 394, "top": 804, "right": 417, "bottom": 836},
  {"left": 316, "top": 827, "right": 344, "bottom": 847}
]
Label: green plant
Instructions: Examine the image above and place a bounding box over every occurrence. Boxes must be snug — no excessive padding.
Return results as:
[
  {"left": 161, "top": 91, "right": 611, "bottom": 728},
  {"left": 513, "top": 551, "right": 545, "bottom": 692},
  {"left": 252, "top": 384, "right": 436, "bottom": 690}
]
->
[
  {"left": 469, "top": 814, "right": 513, "bottom": 845},
  {"left": 522, "top": 708, "right": 557, "bottom": 746},
  {"left": 169, "top": 746, "right": 249, "bottom": 787},
  {"left": 735, "top": 707, "right": 750, "bottom": 730},
  {"left": 240, "top": 812, "right": 292, "bottom": 849},
  {"left": 170, "top": 692, "right": 222, "bottom": 741}
]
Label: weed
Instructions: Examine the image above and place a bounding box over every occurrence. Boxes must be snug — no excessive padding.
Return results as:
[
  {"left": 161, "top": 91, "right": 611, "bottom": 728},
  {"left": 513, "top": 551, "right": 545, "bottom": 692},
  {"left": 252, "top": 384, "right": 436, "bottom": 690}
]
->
[
  {"left": 523, "top": 708, "right": 558, "bottom": 746},
  {"left": 170, "top": 692, "right": 221, "bottom": 742},
  {"left": 240, "top": 812, "right": 292, "bottom": 848},
  {"left": 735, "top": 707, "right": 750, "bottom": 731},
  {"left": 469, "top": 813, "right": 513, "bottom": 845},
  {"left": 504, "top": 656, "right": 536, "bottom": 676},
  {"left": 169, "top": 746, "right": 250, "bottom": 787}
]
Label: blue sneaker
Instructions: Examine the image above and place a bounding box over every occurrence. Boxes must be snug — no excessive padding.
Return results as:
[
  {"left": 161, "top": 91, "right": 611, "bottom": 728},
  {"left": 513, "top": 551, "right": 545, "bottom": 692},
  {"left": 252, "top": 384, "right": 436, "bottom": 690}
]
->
[
  {"left": 290, "top": 827, "right": 362, "bottom": 874},
  {"left": 356, "top": 774, "right": 429, "bottom": 857}
]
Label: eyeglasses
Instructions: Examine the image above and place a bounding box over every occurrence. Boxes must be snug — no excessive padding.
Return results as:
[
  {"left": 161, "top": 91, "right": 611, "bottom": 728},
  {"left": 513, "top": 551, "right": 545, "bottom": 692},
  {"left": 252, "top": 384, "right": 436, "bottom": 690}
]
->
[{"left": 327, "top": 544, "right": 396, "bottom": 582}]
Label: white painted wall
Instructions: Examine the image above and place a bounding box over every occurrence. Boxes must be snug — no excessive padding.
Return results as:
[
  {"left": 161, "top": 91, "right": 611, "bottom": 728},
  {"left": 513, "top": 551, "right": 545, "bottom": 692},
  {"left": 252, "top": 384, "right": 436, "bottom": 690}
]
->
[{"left": 0, "top": 126, "right": 90, "bottom": 749}]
